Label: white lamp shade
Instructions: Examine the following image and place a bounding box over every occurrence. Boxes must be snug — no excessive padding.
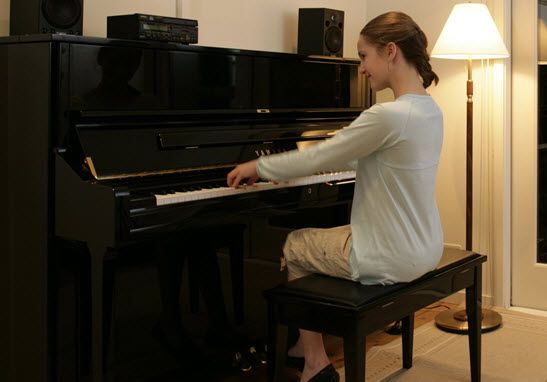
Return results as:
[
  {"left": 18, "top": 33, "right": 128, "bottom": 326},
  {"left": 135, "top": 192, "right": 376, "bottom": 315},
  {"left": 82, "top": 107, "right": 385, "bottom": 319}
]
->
[{"left": 431, "top": 3, "right": 509, "bottom": 60}]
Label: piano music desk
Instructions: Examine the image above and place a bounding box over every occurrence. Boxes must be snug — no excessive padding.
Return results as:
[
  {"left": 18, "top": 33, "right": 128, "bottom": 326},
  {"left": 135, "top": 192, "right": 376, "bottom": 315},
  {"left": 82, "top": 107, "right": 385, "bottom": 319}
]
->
[{"left": 263, "top": 248, "right": 486, "bottom": 382}]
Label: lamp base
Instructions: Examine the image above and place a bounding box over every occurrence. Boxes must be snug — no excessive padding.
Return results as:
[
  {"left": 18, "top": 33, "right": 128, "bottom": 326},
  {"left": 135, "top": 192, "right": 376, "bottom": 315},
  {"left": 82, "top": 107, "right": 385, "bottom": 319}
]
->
[{"left": 435, "top": 308, "right": 502, "bottom": 334}]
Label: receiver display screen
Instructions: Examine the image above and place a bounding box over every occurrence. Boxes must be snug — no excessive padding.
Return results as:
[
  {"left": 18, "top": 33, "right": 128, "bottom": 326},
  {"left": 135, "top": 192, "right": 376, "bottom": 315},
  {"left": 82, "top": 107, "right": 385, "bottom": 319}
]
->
[{"left": 142, "top": 23, "right": 169, "bottom": 32}]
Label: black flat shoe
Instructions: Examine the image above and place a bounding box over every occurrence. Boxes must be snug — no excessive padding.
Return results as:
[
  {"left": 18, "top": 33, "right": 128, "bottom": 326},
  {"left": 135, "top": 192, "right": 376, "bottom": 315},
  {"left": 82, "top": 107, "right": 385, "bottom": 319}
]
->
[
  {"left": 384, "top": 320, "right": 403, "bottom": 335},
  {"left": 306, "top": 364, "right": 339, "bottom": 382}
]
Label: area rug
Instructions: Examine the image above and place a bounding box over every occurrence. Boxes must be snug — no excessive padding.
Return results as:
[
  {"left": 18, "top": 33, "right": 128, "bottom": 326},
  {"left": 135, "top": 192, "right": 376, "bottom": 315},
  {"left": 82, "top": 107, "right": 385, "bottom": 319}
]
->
[{"left": 338, "top": 308, "right": 547, "bottom": 381}]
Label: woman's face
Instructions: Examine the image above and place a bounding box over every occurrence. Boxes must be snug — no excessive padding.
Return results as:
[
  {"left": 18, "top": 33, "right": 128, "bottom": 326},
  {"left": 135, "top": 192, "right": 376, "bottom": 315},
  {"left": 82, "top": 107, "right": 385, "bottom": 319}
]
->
[{"left": 357, "top": 35, "right": 390, "bottom": 91}]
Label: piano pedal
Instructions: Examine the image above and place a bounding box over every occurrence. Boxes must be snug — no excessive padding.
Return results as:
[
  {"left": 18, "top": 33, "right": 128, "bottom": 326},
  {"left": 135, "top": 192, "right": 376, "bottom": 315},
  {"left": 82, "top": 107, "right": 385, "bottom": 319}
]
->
[
  {"left": 248, "top": 345, "right": 267, "bottom": 365},
  {"left": 232, "top": 351, "right": 253, "bottom": 373}
]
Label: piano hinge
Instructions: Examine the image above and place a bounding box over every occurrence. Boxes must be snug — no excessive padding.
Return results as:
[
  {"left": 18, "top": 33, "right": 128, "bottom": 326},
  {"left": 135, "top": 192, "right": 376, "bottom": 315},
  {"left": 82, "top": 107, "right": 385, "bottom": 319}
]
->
[
  {"left": 85, "top": 156, "right": 99, "bottom": 180},
  {"left": 79, "top": 162, "right": 238, "bottom": 181},
  {"left": 326, "top": 179, "right": 356, "bottom": 186}
]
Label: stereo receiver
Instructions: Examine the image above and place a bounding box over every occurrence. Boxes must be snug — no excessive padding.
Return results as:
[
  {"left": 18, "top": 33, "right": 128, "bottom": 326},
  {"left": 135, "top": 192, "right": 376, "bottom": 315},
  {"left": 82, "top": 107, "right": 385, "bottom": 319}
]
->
[{"left": 107, "top": 14, "right": 198, "bottom": 44}]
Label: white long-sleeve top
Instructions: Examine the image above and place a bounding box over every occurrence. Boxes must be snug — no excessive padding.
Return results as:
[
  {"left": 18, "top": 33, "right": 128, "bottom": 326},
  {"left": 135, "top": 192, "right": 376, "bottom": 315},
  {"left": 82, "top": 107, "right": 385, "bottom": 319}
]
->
[{"left": 256, "top": 94, "right": 444, "bottom": 285}]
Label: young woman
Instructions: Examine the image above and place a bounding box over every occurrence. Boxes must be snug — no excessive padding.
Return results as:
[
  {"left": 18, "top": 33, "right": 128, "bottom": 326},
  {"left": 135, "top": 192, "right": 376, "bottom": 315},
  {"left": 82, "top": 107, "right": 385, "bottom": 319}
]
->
[{"left": 227, "top": 11, "right": 443, "bottom": 382}]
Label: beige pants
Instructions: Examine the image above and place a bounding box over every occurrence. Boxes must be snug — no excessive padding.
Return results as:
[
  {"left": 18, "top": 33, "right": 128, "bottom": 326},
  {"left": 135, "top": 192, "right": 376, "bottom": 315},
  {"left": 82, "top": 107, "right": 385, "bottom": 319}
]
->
[{"left": 281, "top": 225, "right": 354, "bottom": 280}]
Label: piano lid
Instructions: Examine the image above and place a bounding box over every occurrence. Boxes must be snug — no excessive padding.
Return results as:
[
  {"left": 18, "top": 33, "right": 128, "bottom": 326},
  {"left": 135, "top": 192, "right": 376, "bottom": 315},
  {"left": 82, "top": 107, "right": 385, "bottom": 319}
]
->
[{"left": 66, "top": 43, "right": 369, "bottom": 112}]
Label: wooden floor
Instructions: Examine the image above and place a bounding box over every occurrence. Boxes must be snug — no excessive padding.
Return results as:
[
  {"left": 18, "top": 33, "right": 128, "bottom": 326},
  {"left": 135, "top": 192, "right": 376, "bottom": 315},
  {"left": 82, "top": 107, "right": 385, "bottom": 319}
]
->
[{"left": 219, "top": 301, "right": 459, "bottom": 382}]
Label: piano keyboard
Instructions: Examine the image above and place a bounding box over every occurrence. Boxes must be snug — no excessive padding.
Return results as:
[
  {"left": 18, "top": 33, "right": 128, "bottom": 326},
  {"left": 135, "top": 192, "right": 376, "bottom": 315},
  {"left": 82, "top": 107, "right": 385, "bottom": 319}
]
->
[{"left": 154, "top": 171, "right": 356, "bottom": 206}]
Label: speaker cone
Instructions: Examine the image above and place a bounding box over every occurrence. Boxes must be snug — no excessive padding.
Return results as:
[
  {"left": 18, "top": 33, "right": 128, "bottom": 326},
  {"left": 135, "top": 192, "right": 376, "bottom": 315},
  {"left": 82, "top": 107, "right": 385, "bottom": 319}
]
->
[
  {"left": 42, "top": 0, "right": 81, "bottom": 29},
  {"left": 325, "top": 26, "right": 342, "bottom": 54}
]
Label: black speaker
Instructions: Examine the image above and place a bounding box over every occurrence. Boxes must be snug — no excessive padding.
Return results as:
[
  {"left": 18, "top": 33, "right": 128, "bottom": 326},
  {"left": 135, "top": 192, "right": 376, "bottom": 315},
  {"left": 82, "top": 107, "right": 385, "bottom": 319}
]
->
[
  {"left": 298, "top": 8, "right": 344, "bottom": 57},
  {"left": 10, "top": 0, "right": 83, "bottom": 36}
]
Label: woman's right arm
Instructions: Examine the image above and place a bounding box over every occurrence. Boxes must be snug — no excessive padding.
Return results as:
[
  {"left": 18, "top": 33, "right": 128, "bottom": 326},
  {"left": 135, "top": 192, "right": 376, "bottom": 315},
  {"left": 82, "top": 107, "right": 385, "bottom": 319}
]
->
[{"left": 256, "top": 103, "right": 401, "bottom": 181}]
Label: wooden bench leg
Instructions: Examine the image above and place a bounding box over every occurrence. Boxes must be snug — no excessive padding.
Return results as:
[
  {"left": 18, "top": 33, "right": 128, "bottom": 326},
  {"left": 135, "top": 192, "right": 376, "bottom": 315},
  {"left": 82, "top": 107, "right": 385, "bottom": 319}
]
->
[
  {"left": 343, "top": 328, "right": 366, "bottom": 382},
  {"left": 466, "top": 264, "right": 482, "bottom": 382},
  {"left": 402, "top": 313, "right": 414, "bottom": 369},
  {"left": 267, "top": 301, "right": 288, "bottom": 382}
]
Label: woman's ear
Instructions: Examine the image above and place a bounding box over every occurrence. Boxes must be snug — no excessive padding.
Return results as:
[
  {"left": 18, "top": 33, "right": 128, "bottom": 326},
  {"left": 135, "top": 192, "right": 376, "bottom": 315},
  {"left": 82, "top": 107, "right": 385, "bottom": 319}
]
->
[{"left": 386, "top": 42, "right": 397, "bottom": 61}]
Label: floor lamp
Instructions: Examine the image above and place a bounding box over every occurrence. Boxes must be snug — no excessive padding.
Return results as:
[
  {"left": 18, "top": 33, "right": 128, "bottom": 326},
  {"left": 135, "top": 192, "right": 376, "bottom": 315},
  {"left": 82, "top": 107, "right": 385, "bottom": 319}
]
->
[{"left": 431, "top": 3, "right": 508, "bottom": 333}]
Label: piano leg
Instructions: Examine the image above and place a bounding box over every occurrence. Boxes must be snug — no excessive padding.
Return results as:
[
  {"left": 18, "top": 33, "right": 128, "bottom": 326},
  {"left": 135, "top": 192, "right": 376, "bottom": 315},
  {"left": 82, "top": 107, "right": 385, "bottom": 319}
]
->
[
  {"left": 228, "top": 226, "right": 245, "bottom": 325},
  {"left": 102, "top": 256, "right": 116, "bottom": 375},
  {"left": 79, "top": 244, "right": 110, "bottom": 382},
  {"left": 193, "top": 245, "right": 231, "bottom": 335},
  {"left": 155, "top": 238, "right": 186, "bottom": 341},
  {"left": 188, "top": 225, "right": 246, "bottom": 325}
]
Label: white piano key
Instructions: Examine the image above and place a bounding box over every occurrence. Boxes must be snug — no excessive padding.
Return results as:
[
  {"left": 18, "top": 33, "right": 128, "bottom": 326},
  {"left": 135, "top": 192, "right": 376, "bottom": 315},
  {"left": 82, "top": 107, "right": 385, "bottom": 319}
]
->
[{"left": 154, "top": 171, "right": 356, "bottom": 206}]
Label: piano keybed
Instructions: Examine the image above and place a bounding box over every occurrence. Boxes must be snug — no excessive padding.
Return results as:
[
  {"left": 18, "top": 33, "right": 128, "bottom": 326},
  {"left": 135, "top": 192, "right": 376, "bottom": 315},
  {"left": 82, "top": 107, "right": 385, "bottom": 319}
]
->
[{"left": 153, "top": 171, "right": 356, "bottom": 206}]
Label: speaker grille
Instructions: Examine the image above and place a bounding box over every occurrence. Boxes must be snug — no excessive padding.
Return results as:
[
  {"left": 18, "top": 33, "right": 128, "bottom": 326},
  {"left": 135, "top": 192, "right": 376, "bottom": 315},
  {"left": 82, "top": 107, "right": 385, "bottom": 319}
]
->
[
  {"left": 325, "top": 26, "right": 342, "bottom": 54},
  {"left": 42, "top": 0, "right": 82, "bottom": 28},
  {"left": 297, "top": 8, "right": 344, "bottom": 57}
]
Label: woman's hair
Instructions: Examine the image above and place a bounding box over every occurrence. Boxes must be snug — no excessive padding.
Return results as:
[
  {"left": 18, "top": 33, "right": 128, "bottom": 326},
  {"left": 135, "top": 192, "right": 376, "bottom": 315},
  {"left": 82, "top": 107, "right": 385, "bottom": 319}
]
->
[{"left": 360, "top": 12, "right": 439, "bottom": 88}]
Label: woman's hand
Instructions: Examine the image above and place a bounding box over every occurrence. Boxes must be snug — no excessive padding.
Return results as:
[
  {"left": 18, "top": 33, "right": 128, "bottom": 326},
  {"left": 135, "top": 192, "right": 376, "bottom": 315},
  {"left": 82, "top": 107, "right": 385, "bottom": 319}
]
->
[{"left": 227, "top": 160, "right": 259, "bottom": 188}]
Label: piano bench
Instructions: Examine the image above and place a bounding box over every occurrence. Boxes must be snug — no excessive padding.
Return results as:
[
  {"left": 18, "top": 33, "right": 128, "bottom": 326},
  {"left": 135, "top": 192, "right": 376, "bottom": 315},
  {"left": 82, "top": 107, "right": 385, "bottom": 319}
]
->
[{"left": 263, "top": 248, "right": 486, "bottom": 382}]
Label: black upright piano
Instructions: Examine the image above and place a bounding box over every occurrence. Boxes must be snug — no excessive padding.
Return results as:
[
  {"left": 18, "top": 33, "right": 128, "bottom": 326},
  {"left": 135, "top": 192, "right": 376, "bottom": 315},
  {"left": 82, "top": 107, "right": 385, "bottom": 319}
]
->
[{"left": 1, "top": 34, "right": 372, "bottom": 382}]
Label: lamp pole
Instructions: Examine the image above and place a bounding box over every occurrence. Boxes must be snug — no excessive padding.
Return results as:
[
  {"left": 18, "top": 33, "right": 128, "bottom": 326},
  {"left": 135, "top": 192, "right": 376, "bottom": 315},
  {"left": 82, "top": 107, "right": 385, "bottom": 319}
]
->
[
  {"left": 466, "top": 58, "right": 473, "bottom": 251},
  {"left": 452, "top": 59, "right": 477, "bottom": 324}
]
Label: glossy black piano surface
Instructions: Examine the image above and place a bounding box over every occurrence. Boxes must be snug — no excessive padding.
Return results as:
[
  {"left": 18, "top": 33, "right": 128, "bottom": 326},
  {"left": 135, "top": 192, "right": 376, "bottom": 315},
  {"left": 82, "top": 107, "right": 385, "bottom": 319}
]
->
[
  {"left": 1, "top": 34, "right": 372, "bottom": 382},
  {"left": 67, "top": 44, "right": 357, "bottom": 111}
]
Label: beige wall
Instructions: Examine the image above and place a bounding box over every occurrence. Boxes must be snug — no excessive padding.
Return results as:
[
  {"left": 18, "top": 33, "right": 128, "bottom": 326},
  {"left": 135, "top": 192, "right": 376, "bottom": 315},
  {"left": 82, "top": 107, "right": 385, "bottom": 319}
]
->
[
  {"left": 367, "top": 0, "right": 469, "bottom": 250},
  {"left": 177, "top": 0, "right": 365, "bottom": 56},
  {"left": 0, "top": 0, "right": 7, "bottom": 35},
  {"left": 83, "top": 0, "right": 177, "bottom": 37},
  {"left": 540, "top": 3, "right": 547, "bottom": 62}
]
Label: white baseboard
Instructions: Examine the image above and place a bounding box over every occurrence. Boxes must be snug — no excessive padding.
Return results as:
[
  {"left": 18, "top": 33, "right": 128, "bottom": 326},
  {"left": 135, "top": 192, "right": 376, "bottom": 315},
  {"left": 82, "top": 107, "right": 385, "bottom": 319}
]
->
[
  {"left": 443, "top": 243, "right": 463, "bottom": 250},
  {"left": 508, "top": 306, "right": 547, "bottom": 317}
]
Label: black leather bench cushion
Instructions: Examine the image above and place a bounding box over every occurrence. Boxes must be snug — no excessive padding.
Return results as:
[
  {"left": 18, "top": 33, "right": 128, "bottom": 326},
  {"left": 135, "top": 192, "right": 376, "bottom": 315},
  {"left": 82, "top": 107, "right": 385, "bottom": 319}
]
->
[{"left": 267, "top": 248, "right": 480, "bottom": 308}]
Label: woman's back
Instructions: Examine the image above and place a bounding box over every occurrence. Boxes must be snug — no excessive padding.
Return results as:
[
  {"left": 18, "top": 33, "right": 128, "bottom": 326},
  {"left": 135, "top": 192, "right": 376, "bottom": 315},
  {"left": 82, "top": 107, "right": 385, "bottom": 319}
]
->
[{"left": 350, "top": 94, "right": 444, "bottom": 285}]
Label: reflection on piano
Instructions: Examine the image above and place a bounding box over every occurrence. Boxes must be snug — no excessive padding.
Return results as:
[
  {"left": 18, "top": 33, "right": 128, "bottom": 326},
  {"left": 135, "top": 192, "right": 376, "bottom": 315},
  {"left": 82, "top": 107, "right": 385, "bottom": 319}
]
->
[{"left": 1, "top": 34, "right": 372, "bottom": 382}]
